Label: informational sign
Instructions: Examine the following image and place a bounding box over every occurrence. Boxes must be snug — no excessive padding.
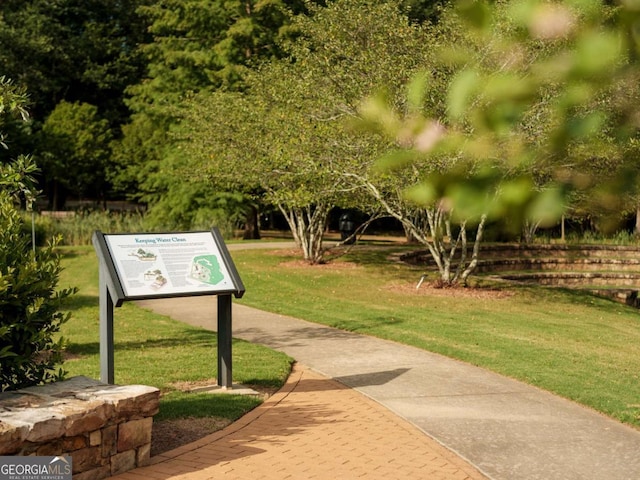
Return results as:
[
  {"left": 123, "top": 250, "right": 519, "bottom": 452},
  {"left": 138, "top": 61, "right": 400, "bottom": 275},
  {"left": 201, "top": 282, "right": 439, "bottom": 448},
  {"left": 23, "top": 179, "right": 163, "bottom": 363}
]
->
[
  {"left": 99, "top": 231, "right": 242, "bottom": 299},
  {"left": 93, "top": 229, "right": 243, "bottom": 387}
]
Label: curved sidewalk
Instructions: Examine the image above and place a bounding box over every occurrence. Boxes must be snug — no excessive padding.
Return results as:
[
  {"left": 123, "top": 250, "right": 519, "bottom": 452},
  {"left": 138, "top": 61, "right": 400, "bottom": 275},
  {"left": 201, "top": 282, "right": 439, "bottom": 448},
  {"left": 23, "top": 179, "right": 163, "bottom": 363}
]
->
[
  {"left": 112, "top": 363, "right": 485, "bottom": 480},
  {"left": 126, "top": 297, "right": 640, "bottom": 480}
]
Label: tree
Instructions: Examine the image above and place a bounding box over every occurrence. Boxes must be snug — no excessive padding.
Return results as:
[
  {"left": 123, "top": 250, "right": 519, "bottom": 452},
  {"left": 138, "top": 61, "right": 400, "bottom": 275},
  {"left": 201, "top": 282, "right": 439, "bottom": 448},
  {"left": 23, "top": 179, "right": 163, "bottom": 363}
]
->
[
  {"left": 38, "top": 101, "right": 113, "bottom": 209},
  {"left": 177, "top": 0, "right": 433, "bottom": 262},
  {"left": 175, "top": 83, "right": 338, "bottom": 261},
  {"left": 114, "top": 0, "right": 321, "bottom": 232},
  {"left": 355, "top": 4, "right": 535, "bottom": 284},
  {"left": 0, "top": 80, "right": 74, "bottom": 391},
  {"left": 357, "top": 0, "right": 640, "bottom": 284},
  {"left": 281, "top": 0, "right": 498, "bottom": 277},
  {"left": 143, "top": 151, "right": 249, "bottom": 238},
  {"left": 0, "top": 0, "right": 151, "bottom": 125},
  {"left": 0, "top": 76, "right": 29, "bottom": 154},
  {"left": 434, "top": 0, "right": 640, "bottom": 230},
  {"left": 0, "top": 0, "right": 153, "bottom": 205},
  {"left": 284, "top": 0, "right": 493, "bottom": 282}
]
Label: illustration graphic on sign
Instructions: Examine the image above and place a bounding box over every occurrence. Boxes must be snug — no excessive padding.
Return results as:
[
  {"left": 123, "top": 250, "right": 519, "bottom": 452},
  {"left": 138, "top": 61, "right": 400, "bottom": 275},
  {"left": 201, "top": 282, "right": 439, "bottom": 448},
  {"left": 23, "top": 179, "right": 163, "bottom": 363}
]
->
[
  {"left": 130, "top": 248, "right": 157, "bottom": 261},
  {"left": 190, "top": 255, "right": 225, "bottom": 285}
]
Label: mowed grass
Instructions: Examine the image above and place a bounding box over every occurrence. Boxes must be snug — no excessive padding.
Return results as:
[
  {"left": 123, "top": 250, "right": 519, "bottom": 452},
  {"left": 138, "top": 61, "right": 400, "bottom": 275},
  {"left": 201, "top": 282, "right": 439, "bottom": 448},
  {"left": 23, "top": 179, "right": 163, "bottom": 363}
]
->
[
  {"left": 232, "top": 245, "right": 640, "bottom": 428},
  {"left": 57, "top": 247, "right": 293, "bottom": 423}
]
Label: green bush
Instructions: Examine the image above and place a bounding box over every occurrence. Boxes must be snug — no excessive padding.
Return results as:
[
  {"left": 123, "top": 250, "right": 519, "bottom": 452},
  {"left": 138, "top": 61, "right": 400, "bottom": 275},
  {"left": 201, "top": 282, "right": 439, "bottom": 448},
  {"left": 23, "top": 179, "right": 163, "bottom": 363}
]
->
[
  {"left": 47, "top": 210, "right": 148, "bottom": 246},
  {"left": 0, "top": 158, "right": 75, "bottom": 391},
  {"left": 564, "top": 230, "right": 640, "bottom": 246}
]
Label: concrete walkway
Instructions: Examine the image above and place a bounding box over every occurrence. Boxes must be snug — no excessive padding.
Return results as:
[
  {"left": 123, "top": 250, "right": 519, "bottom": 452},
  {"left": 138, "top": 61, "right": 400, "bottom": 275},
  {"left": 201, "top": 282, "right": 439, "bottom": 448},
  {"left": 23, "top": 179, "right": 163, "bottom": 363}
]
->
[
  {"left": 110, "top": 241, "right": 640, "bottom": 479},
  {"left": 122, "top": 296, "right": 640, "bottom": 480}
]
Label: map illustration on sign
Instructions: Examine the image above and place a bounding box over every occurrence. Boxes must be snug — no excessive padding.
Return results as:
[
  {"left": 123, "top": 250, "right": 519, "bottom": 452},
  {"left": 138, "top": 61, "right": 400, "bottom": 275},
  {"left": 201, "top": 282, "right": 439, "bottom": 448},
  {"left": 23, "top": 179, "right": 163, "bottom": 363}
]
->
[
  {"left": 190, "top": 255, "right": 225, "bottom": 285},
  {"left": 102, "top": 232, "right": 238, "bottom": 298}
]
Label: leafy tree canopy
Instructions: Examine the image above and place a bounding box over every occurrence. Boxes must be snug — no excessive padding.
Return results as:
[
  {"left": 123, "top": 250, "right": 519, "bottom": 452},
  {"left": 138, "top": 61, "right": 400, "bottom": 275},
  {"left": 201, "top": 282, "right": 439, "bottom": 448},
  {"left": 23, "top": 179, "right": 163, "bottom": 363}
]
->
[
  {"left": 0, "top": 0, "right": 151, "bottom": 127},
  {"left": 38, "top": 101, "right": 113, "bottom": 206},
  {"left": 114, "top": 0, "right": 321, "bottom": 204},
  {"left": 362, "top": 0, "right": 640, "bottom": 233},
  {"left": 175, "top": 0, "right": 434, "bottom": 260}
]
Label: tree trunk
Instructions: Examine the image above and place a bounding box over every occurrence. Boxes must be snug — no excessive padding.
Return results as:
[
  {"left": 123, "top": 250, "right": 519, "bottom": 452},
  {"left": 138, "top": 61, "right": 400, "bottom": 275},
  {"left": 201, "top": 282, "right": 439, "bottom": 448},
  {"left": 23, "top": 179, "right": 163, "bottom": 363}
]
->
[
  {"left": 460, "top": 214, "right": 487, "bottom": 284},
  {"left": 278, "top": 203, "right": 331, "bottom": 264},
  {"left": 350, "top": 174, "right": 487, "bottom": 286},
  {"left": 50, "top": 181, "right": 67, "bottom": 210},
  {"left": 243, "top": 205, "right": 261, "bottom": 240}
]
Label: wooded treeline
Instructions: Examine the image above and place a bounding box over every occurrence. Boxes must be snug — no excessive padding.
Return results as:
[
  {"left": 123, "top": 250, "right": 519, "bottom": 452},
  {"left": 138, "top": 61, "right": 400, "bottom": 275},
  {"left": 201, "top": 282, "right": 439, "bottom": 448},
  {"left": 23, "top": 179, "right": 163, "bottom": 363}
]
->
[
  {"left": 0, "top": 0, "right": 438, "bottom": 208},
  {"left": 3, "top": 0, "right": 640, "bottom": 282}
]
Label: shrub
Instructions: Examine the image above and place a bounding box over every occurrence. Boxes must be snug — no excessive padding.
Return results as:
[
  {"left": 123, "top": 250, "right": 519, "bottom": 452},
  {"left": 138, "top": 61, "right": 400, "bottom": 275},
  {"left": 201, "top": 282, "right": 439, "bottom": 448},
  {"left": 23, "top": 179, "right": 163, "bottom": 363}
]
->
[{"left": 0, "top": 157, "right": 75, "bottom": 391}]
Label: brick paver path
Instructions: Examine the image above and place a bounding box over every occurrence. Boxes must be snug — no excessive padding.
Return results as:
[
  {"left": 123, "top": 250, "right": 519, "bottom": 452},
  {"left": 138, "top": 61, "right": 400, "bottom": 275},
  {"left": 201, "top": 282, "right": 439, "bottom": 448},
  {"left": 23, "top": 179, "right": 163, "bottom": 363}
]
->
[{"left": 112, "top": 364, "right": 487, "bottom": 480}]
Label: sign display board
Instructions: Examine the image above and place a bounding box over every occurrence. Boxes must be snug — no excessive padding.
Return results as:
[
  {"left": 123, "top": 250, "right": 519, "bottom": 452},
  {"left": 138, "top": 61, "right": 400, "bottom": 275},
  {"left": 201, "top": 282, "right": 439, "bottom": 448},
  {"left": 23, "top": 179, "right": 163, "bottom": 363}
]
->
[
  {"left": 94, "top": 230, "right": 244, "bottom": 302},
  {"left": 103, "top": 232, "right": 237, "bottom": 298},
  {"left": 93, "top": 229, "right": 244, "bottom": 387}
]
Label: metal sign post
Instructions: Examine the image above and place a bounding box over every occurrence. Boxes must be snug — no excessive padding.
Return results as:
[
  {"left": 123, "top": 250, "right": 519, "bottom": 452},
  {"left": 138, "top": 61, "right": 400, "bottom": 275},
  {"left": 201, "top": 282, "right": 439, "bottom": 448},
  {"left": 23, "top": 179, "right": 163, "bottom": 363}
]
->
[
  {"left": 98, "top": 262, "right": 115, "bottom": 384},
  {"left": 217, "top": 295, "right": 233, "bottom": 388},
  {"left": 93, "top": 228, "right": 244, "bottom": 387}
]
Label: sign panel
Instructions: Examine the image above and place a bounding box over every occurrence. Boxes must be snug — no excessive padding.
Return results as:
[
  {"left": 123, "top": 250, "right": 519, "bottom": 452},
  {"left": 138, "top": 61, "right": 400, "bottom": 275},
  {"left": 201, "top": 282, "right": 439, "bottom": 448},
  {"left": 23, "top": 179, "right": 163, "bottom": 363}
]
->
[{"left": 102, "top": 231, "right": 238, "bottom": 298}]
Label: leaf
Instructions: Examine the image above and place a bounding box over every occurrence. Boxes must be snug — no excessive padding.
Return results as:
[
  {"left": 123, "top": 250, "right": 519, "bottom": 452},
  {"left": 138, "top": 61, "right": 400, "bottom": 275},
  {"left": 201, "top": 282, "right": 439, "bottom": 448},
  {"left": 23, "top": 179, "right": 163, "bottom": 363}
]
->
[
  {"left": 483, "top": 75, "right": 533, "bottom": 103},
  {"left": 565, "top": 111, "right": 607, "bottom": 140},
  {"left": 456, "top": 0, "right": 492, "bottom": 31},
  {"left": 406, "top": 71, "right": 430, "bottom": 114},
  {"left": 571, "top": 31, "right": 622, "bottom": 78},
  {"left": 358, "top": 90, "right": 401, "bottom": 138},
  {"left": 526, "top": 187, "right": 567, "bottom": 226},
  {"left": 0, "top": 346, "right": 18, "bottom": 359},
  {"left": 405, "top": 182, "right": 438, "bottom": 206},
  {"left": 447, "top": 70, "right": 479, "bottom": 120},
  {"left": 446, "top": 182, "right": 495, "bottom": 220},
  {"left": 375, "top": 150, "right": 420, "bottom": 172},
  {"left": 500, "top": 177, "right": 535, "bottom": 206}
]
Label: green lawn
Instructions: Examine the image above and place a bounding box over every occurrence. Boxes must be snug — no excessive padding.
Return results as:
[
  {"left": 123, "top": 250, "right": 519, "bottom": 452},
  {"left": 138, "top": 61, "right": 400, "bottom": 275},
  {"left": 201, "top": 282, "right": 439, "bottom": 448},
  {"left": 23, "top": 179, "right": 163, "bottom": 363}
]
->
[
  {"left": 58, "top": 247, "right": 293, "bottom": 423},
  {"left": 57, "top": 243, "right": 640, "bottom": 429},
  {"left": 232, "top": 245, "right": 640, "bottom": 428}
]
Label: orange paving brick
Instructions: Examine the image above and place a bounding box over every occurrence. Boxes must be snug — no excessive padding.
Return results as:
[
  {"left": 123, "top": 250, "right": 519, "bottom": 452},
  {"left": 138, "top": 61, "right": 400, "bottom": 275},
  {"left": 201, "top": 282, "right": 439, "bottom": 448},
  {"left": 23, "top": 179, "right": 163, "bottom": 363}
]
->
[{"left": 112, "top": 364, "right": 487, "bottom": 480}]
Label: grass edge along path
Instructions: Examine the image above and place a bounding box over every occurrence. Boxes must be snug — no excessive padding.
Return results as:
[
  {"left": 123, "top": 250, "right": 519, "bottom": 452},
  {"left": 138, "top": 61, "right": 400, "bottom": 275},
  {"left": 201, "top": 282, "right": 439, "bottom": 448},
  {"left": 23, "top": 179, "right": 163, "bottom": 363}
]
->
[
  {"left": 232, "top": 245, "right": 640, "bottom": 430},
  {"left": 57, "top": 244, "right": 640, "bottom": 432},
  {"left": 57, "top": 247, "right": 293, "bottom": 431}
]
